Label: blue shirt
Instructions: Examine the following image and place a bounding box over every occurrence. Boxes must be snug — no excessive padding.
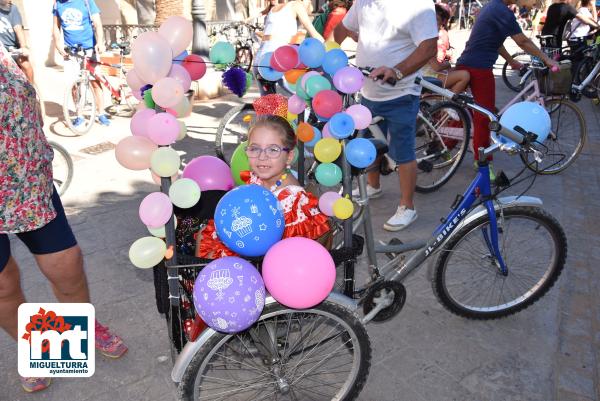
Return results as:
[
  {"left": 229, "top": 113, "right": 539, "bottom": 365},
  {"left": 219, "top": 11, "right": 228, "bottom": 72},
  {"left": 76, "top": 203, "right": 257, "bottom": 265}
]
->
[
  {"left": 457, "top": 0, "right": 522, "bottom": 69},
  {"left": 0, "top": 5, "right": 23, "bottom": 48},
  {"left": 53, "top": 0, "right": 100, "bottom": 49}
]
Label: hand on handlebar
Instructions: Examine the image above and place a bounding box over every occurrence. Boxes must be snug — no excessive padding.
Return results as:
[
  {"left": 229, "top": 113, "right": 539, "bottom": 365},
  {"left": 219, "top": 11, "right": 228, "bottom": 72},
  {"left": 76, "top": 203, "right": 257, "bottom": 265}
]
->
[
  {"left": 509, "top": 60, "right": 523, "bottom": 70},
  {"left": 368, "top": 66, "right": 397, "bottom": 86}
]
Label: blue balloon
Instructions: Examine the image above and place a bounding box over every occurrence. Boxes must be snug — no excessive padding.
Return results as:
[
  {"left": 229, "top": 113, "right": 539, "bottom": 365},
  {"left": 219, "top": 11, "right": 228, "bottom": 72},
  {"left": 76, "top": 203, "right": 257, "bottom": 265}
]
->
[
  {"left": 215, "top": 184, "right": 284, "bottom": 257},
  {"left": 346, "top": 138, "right": 377, "bottom": 168},
  {"left": 499, "top": 101, "right": 551, "bottom": 146},
  {"left": 328, "top": 112, "right": 355, "bottom": 139},
  {"left": 174, "top": 50, "right": 188, "bottom": 64},
  {"left": 322, "top": 49, "right": 349, "bottom": 76},
  {"left": 298, "top": 38, "right": 326, "bottom": 68},
  {"left": 306, "top": 126, "right": 322, "bottom": 147},
  {"left": 258, "top": 52, "right": 284, "bottom": 82}
]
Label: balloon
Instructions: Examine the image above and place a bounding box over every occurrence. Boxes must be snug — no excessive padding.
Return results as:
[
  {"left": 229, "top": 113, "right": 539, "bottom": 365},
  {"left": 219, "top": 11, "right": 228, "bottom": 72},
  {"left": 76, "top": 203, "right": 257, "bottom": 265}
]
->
[
  {"left": 314, "top": 137, "right": 341, "bottom": 163},
  {"left": 499, "top": 101, "right": 551, "bottom": 146},
  {"left": 152, "top": 77, "right": 185, "bottom": 109},
  {"left": 322, "top": 122, "right": 332, "bottom": 138},
  {"left": 193, "top": 257, "right": 265, "bottom": 333},
  {"left": 158, "top": 16, "right": 193, "bottom": 56},
  {"left": 147, "top": 219, "right": 177, "bottom": 237},
  {"left": 333, "top": 66, "right": 365, "bottom": 94},
  {"left": 262, "top": 237, "right": 335, "bottom": 309},
  {"left": 322, "top": 49, "right": 348, "bottom": 76},
  {"left": 288, "top": 94, "right": 307, "bottom": 114},
  {"left": 168, "top": 64, "right": 192, "bottom": 92},
  {"left": 324, "top": 40, "right": 341, "bottom": 51},
  {"left": 147, "top": 112, "right": 180, "bottom": 145},
  {"left": 287, "top": 111, "right": 298, "bottom": 123},
  {"left": 173, "top": 50, "right": 188, "bottom": 64},
  {"left": 328, "top": 112, "right": 355, "bottom": 139},
  {"left": 299, "top": 71, "right": 321, "bottom": 91},
  {"left": 177, "top": 120, "right": 187, "bottom": 140},
  {"left": 168, "top": 96, "right": 193, "bottom": 118},
  {"left": 305, "top": 75, "right": 332, "bottom": 97},
  {"left": 210, "top": 41, "right": 236, "bottom": 65},
  {"left": 150, "top": 147, "right": 181, "bottom": 177},
  {"left": 284, "top": 68, "right": 305, "bottom": 84},
  {"left": 182, "top": 155, "right": 235, "bottom": 191},
  {"left": 346, "top": 138, "right": 377, "bottom": 168},
  {"left": 143, "top": 89, "right": 155, "bottom": 109},
  {"left": 296, "top": 122, "right": 315, "bottom": 142},
  {"left": 131, "top": 31, "right": 173, "bottom": 84},
  {"left": 295, "top": 79, "right": 310, "bottom": 100},
  {"left": 139, "top": 192, "right": 173, "bottom": 228},
  {"left": 130, "top": 108, "right": 156, "bottom": 137},
  {"left": 230, "top": 141, "right": 250, "bottom": 186},
  {"left": 182, "top": 54, "right": 207, "bottom": 80},
  {"left": 271, "top": 45, "right": 299, "bottom": 72},
  {"left": 129, "top": 236, "right": 167, "bottom": 268},
  {"left": 333, "top": 197, "right": 354, "bottom": 220},
  {"left": 258, "top": 52, "right": 284, "bottom": 82},
  {"left": 312, "top": 90, "right": 343, "bottom": 118},
  {"left": 346, "top": 104, "right": 373, "bottom": 130},
  {"left": 115, "top": 136, "right": 157, "bottom": 170},
  {"left": 305, "top": 125, "right": 322, "bottom": 147},
  {"left": 169, "top": 178, "right": 201, "bottom": 208},
  {"left": 214, "top": 184, "right": 284, "bottom": 257},
  {"left": 298, "top": 38, "right": 326, "bottom": 68},
  {"left": 318, "top": 191, "right": 341, "bottom": 216},
  {"left": 126, "top": 69, "right": 145, "bottom": 92},
  {"left": 315, "top": 162, "right": 342, "bottom": 186}
]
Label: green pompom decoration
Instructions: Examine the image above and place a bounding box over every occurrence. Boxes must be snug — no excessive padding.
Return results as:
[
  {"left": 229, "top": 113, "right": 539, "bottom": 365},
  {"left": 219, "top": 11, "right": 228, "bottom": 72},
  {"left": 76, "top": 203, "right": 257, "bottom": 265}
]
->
[{"left": 144, "top": 89, "right": 155, "bottom": 109}]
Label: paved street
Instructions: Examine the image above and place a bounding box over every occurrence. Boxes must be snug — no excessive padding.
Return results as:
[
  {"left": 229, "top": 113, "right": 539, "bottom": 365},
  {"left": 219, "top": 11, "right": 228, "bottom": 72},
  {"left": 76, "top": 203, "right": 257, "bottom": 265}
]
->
[{"left": 1, "top": 30, "right": 599, "bottom": 400}]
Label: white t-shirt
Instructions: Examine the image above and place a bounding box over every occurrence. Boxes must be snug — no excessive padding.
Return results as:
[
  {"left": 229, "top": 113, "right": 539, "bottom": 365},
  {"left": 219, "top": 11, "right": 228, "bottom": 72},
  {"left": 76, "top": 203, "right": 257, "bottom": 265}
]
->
[
  {"left": 571, "top": 7, "right": 593, "bottom": 38},
  {"left": 342, "top": 0, "right": 438, "bottom": 101}
]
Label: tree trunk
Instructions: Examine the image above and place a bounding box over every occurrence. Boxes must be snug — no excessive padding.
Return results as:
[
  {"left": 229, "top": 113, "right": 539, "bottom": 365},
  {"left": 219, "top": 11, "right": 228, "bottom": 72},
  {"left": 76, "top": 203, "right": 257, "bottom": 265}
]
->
[{"left": 155, "top": 0, "right": 184, "bottom": 25}]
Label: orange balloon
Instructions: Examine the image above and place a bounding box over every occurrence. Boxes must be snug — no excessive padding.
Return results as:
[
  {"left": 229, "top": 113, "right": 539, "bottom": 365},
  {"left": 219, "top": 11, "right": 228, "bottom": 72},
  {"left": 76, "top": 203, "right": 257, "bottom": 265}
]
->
[
  {"left": 296, "top": 122, "right": 315, "bottom": 143},
  {"left": 284, "top": 69, "right": 306, "bottom": 84}
]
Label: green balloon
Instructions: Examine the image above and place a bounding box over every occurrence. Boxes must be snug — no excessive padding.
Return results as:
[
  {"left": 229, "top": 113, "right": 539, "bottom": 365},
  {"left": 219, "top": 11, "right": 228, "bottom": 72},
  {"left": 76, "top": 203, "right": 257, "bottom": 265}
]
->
[
  {"left": 144, "top": 89, "right": 155, "bottom": 109},
  {"left": 169, "top": 178, "right": 201, "bottom": 208},
  {"left": 231, "top": 141, "right": 250, "bottom": 186},
  {"left": 245, "top": 72, "right": 253, "bottom": 93},
  {"left": 296, "top": 80, "right": 310, "bottom": 100},
  {"left": 210, "top": 41, "right": 236, "bottom": 65},
  {"left": 129, "top": 236, "right": 166, "bottom": 269},
  {"left": 315, "top": 162, "right": 342, "bottom": 186},
  {"left": 305, "top": 75, "right": 332, "bottom": 98}
]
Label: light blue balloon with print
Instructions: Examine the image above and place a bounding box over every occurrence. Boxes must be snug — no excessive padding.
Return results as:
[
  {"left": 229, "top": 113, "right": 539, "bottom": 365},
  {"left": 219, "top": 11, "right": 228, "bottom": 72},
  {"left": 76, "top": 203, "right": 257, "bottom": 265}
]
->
[
  {"left": 322, "top": 49, "right": 348, "bottom": 76},
  {"left": 215, "top": 184, "right": 284, "bottom": 257},
  {"left": 298, "top": 38, "right": 326, "bottom": 68},
  {"left": 258, "top": 52, "right": 284, "bottom": 82},
  {"left": 499, "top": 101, "right": 551, "bottom": 146},
  {"left": 328, "top": 112, "right": 355, "bottom": 139}
]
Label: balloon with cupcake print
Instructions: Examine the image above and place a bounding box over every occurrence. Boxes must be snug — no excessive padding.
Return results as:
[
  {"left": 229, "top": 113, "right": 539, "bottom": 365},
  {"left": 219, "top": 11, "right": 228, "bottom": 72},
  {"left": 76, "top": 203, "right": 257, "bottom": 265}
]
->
[
  {"left": 193, "top": 256, "right": 265, "bottom": 333},
  {"left": 214, "top": 184, "right": 284, "bottom": 257}
]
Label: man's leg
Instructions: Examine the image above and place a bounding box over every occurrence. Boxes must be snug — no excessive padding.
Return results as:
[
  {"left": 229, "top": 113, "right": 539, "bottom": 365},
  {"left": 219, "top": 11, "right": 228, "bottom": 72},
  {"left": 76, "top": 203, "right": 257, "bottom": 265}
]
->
[
  {"left": 0, "top": 256, "right": 26, "bottom": 341},
  {"left": 90, "top": 80, "right": 104, "bottom": 114},
  {"left": 397, "top": 160, "right": 417, "bottom": 209}
]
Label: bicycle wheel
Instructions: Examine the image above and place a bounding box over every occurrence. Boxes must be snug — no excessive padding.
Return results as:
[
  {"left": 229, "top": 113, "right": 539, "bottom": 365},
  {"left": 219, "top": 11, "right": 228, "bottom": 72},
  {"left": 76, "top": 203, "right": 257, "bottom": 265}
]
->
[
  {"left": 415, "top": 101, "right": 471, "bottom": 193},
  {"left": 49, "top": 141, "right": 74, "bottom": 196},
  {"left": 215, "top": 103, "right": 254, "bottom": 162},
  {"left": 63, "top": 78, "right": 96, "bottom": 135},
  {"left": 519, "top": 98, "right": 586, "bottom": 174},
  {"left": 237, "top": 46, "right": 253, "bottom": 72},
  {"left": 573, "top": 57, "right": 597, "bottom": 98},
  {"left": 501, "top": 52, "right": 533, "bottom": 92},
  {"left": 433, "top": 206, "right": 567, "bottom": 319},
  {"left": 178, "top": 300, "right": 371, "bottom": 401}
]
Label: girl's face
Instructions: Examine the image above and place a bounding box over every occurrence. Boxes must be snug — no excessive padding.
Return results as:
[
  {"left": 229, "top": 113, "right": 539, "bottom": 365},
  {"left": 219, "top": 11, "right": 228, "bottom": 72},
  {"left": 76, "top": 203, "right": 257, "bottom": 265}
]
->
[{"left": 247, "top": 126, "right": 293, "bottom": 183}]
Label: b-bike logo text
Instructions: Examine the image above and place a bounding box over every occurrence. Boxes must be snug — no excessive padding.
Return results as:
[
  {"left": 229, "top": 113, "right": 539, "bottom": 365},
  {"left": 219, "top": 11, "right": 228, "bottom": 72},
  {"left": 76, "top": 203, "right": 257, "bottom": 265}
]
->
[{"left": 18, "top": 303, "right": 95, "bottom": 377}]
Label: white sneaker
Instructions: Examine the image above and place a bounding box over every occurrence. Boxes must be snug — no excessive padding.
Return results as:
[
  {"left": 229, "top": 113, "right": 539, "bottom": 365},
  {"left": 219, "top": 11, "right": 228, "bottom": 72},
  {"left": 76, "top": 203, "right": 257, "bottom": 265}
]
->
[
  {"left": 383, "top": 206, "right": 418, "bottom": 232},
  {"left": 351, "top": 184, "right": 383, "bottom": 199}
]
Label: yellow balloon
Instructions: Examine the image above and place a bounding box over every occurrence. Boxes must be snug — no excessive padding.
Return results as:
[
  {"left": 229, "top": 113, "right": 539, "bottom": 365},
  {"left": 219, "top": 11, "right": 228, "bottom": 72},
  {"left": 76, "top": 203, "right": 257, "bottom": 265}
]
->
[
  {"left": 314, "top": 138, "right": 342, "bottom": 163},
  {"left": 177, "top": 120, "right": 187, "bottom": 140},
  {"left": 129, "top": 236, "right": 167, "bottom": 268},
  {"left": 333, "top": 197, "right": 354, "bottom": 220},
  {"left": 325, "top": 41, "right": 341, "bottom": 51},
  {"left": 150, "top": 147, "right": 181, "bottom": 177},
  {"left": 287, "top": 111, "right": 298, "bottom": 123}
]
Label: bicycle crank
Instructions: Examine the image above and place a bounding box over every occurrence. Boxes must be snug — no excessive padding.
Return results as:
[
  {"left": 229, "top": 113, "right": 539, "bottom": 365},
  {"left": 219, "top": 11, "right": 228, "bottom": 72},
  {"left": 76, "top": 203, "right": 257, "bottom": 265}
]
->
[{"left": 361, "top": 280, "right": 406, "bottom": 323}]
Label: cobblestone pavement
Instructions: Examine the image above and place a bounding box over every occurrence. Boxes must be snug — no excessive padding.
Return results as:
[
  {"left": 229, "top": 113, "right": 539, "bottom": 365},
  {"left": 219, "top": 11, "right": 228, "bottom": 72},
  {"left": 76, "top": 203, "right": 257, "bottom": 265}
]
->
[{"left": 1, "top": 30, "right": 599, "bottom": 401}]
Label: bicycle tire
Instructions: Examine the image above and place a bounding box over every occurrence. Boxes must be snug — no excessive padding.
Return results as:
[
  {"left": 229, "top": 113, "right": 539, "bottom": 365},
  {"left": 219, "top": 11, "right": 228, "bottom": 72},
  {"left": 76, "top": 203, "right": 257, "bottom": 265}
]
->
[
  {"left": 573, "top": 57, "right": 597, "bottom": 98},
  {"left": 63, "top": 78, "right": 96, "bottom": 135},
  {"left": 178, "top": 300, "right": 371, "bottom": 401},
  {"left": 432, "top": 206, "right": 567, "bottom": 319},
  {"left": 237, "top": 45, "right": 253, "bottom": 72},
  {"left": 215, "top": 103, "right": 254, "bottom": 162},
  {"left": 415, "top": 101, "right": 471, "bottom": 193},
  {"left": 501, "top": 52, "right": 533, "bottom": 92},
  {"left": 519, "top": 98, "right": 586, "bottom": 174},
  {"left": 49, "top": 141, "right": 74, "bottom": 196}
]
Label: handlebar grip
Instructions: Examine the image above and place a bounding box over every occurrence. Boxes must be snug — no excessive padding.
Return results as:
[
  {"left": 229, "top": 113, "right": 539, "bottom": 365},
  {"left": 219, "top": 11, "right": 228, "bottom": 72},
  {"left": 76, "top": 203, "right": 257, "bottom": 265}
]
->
[
  {"left": 488, "top": 121, "right": 526, "bottom": 145},
  {"left": 414, "top": 76, "right": 456, "bottom": 100}
]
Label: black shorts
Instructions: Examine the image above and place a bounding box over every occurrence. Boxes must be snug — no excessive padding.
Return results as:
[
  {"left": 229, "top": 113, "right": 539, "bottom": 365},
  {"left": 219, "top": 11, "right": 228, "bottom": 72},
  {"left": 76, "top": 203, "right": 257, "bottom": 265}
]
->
[{"left": 0, "top": 188, "right": 77, "bottom": 272}]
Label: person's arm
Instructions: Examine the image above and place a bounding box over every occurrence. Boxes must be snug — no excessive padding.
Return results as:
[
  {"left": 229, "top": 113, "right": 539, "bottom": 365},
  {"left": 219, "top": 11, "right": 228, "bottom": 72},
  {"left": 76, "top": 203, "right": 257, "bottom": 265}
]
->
[
  {"left": 575, "top": 11, "right": 600, "bottom": 28},
  {"left": 368, "top": 38, "right": 438, "bottom": 83},
  {"left": 52, "top": 15, "right": 67, "bottom": 58},
  {"left": 293, "top": 2, "right": 324, "bottom": 42},
  {"left": 333, "top": 21, "right": 357, "bottom": 43},
  {"left": 13, "top": 25, "right": 28, "bottom": 56},
  {"left": 91, "top": 14, "right": 105, "bottom": 54},
  {"left": 499, "top": 44, "right": 523, "bottom": 69},
  {"left": 511, "top": 32, "right": 557, "bottom": 68}
]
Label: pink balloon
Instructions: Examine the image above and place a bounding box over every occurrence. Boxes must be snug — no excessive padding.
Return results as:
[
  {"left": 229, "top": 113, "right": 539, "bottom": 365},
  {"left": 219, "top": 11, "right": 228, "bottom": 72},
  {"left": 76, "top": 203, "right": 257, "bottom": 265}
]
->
[
  {"left": 139, "top": 192, "right": 173, "bottom": 228},
  {"left": 263, "top": 237, "right": 336, "bottom": 309},
  {"left": 312, "top": 90, "right": 343, "bottom": 119},
  {"left": 130, "top": 109, "right": 156, "bottom": 137},
  {"left": 318, "top": 191, "right": 341, "bottom": 217},
  {"left": 131, "top": 32, "right": 173, "bottom": 84},
  {"left": 333, "top": 66, "right": 365, "bottom": 94},
  {"left": 168, "top": 64, "right": 192, "bottom": 92},
  {"left": 132, "top": 90, "right": 143, "bottom": 101},
  {"left": 115, "top": 136, "right": 157, "bottom": 170},
  {"left": 182, "top": 54, "right": 207, "bottom": 81},
  {"left": 157, "top": 16, "right": 193, "bottom": 56},
  {"left": 152, "top": 77, "right": 185, "bottom": 109},
  {"left": 287, "top": 94, "right": 306, "bottom": 114},
  {"left": 300, "top": 71, "right": 321, "bottom": 91},
  {"left": 271, "top": 45, "right": 299, "bottom": 72},
  {"left": 147, "top": 113, "right": 180, "bottom": 145},
  {"left": 345, "top": 104, "right": 372, "bottom": 130},
  {"left": 126, "top": 69, "right": 145, "bottom": 91},
  {"left": 182, "top": 155, "right": 234, "bottom": 191},
  {"left": 322, "top": 122, "right": 332, "bottom": 138}
]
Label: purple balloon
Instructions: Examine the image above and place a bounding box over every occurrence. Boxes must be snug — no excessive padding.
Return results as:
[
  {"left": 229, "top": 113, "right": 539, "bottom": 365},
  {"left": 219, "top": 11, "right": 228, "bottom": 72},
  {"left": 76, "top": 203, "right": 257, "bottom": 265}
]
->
[
  {"left": 322, "top": 122, "right": 332, "bottom": 138},
  {"left": 318, "top": 191, "right": 341, "bottom": 216},
  {"left": 139, "top": 192, "right": 173, "bottom": 228},
  {"left": 168, "top": 64, "right": 192, "bottom": 92},
  {"left": 333, "top": 66, "right": 365, "bottom": 94},
  {"left": 300, "top": 71, "right": 321, "bottom": 91},
  {"left": 288, "top": 94, "right": 306, "bottom": 114},
  {"left": 193, "top": 256, "right": 266, "bottom": 333},
  {"left": 182, "top": 155, "right": 235, "bottom": 191}
]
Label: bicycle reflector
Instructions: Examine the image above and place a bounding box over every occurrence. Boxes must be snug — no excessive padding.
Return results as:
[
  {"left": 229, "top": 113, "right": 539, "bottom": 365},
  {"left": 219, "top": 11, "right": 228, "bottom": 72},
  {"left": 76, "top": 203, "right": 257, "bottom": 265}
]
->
[{"left": 499, "top": 102, "right": 551, "bottom": 146}]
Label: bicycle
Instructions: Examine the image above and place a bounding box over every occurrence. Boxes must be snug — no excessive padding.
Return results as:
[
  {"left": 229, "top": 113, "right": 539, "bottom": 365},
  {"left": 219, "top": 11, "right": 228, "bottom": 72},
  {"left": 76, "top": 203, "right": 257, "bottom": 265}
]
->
[
  {"left": 49, "top": 141, "right": 74, "bottom": 196},
  {"left": 63, "top": 44, "right": 137, "bottom": 135}
]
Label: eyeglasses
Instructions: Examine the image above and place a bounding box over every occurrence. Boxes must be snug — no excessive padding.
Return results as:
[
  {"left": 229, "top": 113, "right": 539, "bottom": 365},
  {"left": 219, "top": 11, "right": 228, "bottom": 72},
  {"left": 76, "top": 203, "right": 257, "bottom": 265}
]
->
[{"left": 245, "top": 144, "right": 290, "bottom": 159}]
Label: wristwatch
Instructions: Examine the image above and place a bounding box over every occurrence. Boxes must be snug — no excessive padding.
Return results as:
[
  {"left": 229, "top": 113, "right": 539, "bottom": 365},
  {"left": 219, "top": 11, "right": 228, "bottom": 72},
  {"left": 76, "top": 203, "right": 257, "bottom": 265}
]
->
[{"left": 392, "top": 67, "right": 404, "bottom": 81}]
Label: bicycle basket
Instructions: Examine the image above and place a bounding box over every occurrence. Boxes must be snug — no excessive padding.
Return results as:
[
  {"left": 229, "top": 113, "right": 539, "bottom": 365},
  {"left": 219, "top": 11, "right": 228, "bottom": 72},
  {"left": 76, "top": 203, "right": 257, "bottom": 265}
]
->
[{"left": 534, "top": 61, "right": 572, "bottom": 95}]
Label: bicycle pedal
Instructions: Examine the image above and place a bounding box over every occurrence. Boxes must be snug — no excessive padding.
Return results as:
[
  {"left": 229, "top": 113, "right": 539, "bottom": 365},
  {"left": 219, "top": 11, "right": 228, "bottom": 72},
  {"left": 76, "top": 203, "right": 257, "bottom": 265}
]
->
[
  {"left": 417, "top": 159, "right": 433, "bottom": 173},
  {"left": 383, "top": 238, "right": 403, "bottom": 260}
]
